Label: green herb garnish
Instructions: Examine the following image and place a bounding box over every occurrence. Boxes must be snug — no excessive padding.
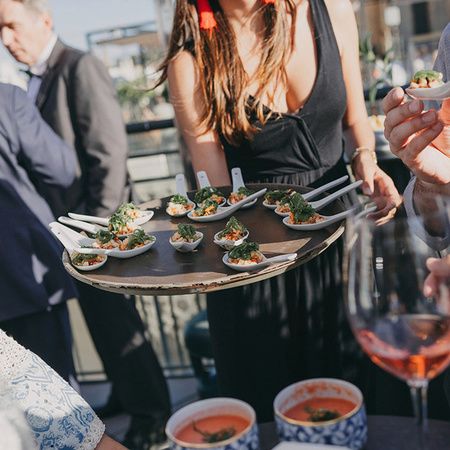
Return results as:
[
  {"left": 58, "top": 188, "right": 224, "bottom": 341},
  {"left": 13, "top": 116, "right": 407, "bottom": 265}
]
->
[
  {"left": 236, "top": 186, "right": 253, "bottom": 196},
  {"left": 108, "top": 212, "right": 129, "bottom": 233},
  {"left": 116, "top": 202, "right": 137, "bottom": 215},
  {"left": 194, "top": 186, "right": 224, "bottom": 204},
  {"left": 193, "top": 198, "right": 218, "bottom": 216},
  {"left": 218, "top": 216, "right": 247, "bottom": 239},
  {"left": 169, "top": 194, "right": 189, "bottom": 205},
  {"left": 126, "top": 229, "right": 153, "bottom": 250},
  {"left": 192, "top": 421, "right": 236, "bottom": 444},
  {"left": 72, "top": 253, "right": 101, "bottom": 265},
  {"left": 289, "top": 192, "right": 316, "bottom": 223},
  {"left": 177, "top": 224, "right": 197, "bottom": 241},
  {"left": 305, "top": 406, "right": 340, "bottom": 422},
  {"left": 95, "top": 229, "right": 115, "bottom": 244},
  {"left": 228, "top": 241, "right": 259, "bottom": 260},
  {"left": 412, "top": 69, "right": 443, "bottom": 83},
  {"left": 264, "top": 190, "right": 285, "bottom": 203}
]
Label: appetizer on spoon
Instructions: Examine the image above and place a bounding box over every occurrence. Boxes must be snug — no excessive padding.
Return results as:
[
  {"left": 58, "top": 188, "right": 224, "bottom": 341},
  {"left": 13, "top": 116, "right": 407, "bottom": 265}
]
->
[
  {"left": 69, "top": 202, "right": 153, "bottom": 226},
  {"left": 222, "top": 241, "right": 297, "bottom": 272},
  {"left": 51, "top": 222, "right": 156, "bottom": 258},
  {"left": 227, "top": 167, "right": 257, "bottom": 209},
  {"left": 169, "top": 223, "right": 203, "bottom": 253},
  {"left": 406, "top": 69, "right": 450, "bottom": 101},
  {"left": 188, "top": 188, "right": 267, "bottom": 222},
  {"left": 213, "top": 216, "right": 249, "bottom": 250},
  {"left": 262, "top": 175, "right": 349, "bottom": 210},
  {"left": 49, "top": 222, "right": 108, "bottom": 270},
  {"left": 195, "top": 171, "right": 226, "bottom": 206},
  {"left": 166, "top": 173, "right": 196, "bottom": 217}
]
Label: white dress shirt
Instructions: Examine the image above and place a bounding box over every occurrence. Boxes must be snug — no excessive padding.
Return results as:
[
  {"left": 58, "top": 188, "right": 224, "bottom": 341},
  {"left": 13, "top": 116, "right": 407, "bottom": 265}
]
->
[{"left": 26, "top": 33, "right": 57, "bottom": 102}]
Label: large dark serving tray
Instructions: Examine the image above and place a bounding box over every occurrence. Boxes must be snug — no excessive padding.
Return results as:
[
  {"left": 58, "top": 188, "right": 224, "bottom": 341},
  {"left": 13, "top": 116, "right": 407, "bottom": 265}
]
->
[{"left": 62, "top": 183, "right": 346, "bottom": 295}]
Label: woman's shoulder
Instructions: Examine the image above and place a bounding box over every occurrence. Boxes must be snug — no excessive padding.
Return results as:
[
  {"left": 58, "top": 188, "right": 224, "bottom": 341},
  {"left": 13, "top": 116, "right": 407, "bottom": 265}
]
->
[
  {"left": 167, "top": 49, "right": 199, "bottom": 93},
  {"left": 323, "top": 0, "right": 354, "bottom": 22}
]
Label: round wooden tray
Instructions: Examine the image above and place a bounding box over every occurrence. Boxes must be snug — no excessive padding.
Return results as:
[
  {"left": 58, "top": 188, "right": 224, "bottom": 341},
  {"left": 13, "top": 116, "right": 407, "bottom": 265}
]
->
[{"left": 63, "top": 183, "right": 346, "bottom": 295}]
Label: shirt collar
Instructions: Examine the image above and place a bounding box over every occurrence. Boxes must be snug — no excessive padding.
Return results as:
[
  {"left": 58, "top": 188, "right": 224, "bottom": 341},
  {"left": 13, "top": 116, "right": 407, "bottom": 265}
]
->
[{"left": 29, "top": 33, "right": 57, "bottom": 76}]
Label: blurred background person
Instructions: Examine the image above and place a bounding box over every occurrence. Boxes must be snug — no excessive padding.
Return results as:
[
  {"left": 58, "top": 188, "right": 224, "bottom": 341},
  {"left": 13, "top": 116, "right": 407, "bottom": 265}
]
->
[
  {"left": 0, "top": 1, "right": 171, "bottom": 448},
  {"left": 0, "top": 83, "right": 77, "bottom": 383}
]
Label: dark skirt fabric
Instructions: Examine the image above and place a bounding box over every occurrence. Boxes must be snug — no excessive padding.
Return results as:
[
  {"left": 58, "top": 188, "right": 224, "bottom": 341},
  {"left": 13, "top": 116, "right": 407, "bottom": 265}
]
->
[{"left": 206, "top": 166, "right": 363, "bottom": 422}]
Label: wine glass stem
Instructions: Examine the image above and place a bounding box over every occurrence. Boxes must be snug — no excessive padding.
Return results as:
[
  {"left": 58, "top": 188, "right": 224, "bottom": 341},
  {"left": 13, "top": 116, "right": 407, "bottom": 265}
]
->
[{"left": 408, "top": 380, "right": 429, "bottom": 449}]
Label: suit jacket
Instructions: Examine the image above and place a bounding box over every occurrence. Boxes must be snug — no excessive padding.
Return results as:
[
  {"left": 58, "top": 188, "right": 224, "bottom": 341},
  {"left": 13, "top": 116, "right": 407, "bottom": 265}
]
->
[
  {"left": 35, "top": 40, "right": 129, "bottom": 218},
  {"left": 0, "top": 84, "right": 77, "bottom": 321}
]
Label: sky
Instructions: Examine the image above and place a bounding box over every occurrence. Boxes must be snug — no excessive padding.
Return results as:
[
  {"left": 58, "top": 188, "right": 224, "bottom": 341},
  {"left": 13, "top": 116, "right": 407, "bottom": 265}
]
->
[{"left": 0, "top": 0, "right": 157, "bottom": 63}]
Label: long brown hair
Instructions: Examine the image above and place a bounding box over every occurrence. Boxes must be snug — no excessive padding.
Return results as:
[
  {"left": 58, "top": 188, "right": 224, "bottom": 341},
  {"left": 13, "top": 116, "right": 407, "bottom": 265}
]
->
[{"left": 157, "top": 0, "right": 297, "bottom": 145}]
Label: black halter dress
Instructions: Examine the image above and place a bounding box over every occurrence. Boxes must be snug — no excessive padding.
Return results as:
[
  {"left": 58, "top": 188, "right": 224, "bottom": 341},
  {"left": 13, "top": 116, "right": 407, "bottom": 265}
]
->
[{"left": 206, "top": 0, "right": 362, "bottom": 422}]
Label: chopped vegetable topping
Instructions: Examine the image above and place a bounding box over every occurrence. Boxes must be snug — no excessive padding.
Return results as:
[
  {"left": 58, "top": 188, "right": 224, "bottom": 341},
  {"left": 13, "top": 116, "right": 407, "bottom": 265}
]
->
[
  {"left": 72, "top": 253, "right": 104, "bottom": 266},
  {"left": 289, "top": 193, "right": 317, "bottom": 224},
  {"left": 410, "top": 70, "right": 444, "bottom": 88},
  {"left": 193, "top": 198, "right": 218, "bottom": 216},
  {"left": 228, "top": 241, "right": 259, "bottom": 260},
  {"left": 169, "top": 194, "right": 189, "bottom": 205},
  {"left": 218, "top": 217, "right": 247, "bottom": 240},
  {"left": 194, "top": 186, "right": 224, "bottom": 204},
  {"left": 305, "top": 406, "right": 340, "bottom": 422},
  {"left": 192, "top": 422, "right": 236, "bottom": 444},
  {"left": 125, "top": 229, "right": 153, "bottom": 250},
  {"left": 95, "top": 229, "right": 115, "bottom": 245},
  {"left": 177, "top": 224, "right": 197, "bottom": 241}
]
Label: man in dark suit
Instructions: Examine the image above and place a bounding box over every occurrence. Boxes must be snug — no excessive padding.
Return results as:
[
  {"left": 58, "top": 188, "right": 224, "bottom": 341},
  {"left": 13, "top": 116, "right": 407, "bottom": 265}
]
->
[
  {"left": 0, "top": 1, "right": 171, "bottom": 448},
  {"left": 0, "top": 82, "right": 77, "bottom": 383}
]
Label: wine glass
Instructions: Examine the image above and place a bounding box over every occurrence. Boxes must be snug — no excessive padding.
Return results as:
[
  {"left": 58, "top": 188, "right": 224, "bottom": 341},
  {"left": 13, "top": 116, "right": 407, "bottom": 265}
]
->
[{"left": 344, "top": 210, "right": 450, "bottom": 440}]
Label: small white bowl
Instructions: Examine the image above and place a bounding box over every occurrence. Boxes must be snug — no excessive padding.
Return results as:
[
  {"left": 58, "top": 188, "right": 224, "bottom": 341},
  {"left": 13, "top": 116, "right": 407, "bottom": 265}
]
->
[
  {"left": 262, "top": 200, "right": 278, "bottom": 210},
  {"left": 213, "top": 230, "right": 249, "bottom": 250},
  {"left": 170, "top": 232, "right": 203, "bottom": 253},
  {"left": 165, "top": 397, "right": 259, "bottom": 450}
]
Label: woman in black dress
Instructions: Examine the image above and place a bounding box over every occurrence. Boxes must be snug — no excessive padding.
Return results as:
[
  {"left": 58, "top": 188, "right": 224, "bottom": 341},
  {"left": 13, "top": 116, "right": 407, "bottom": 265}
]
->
[{"left": 159, "top": 0, "right": 401, "bottom": 421}]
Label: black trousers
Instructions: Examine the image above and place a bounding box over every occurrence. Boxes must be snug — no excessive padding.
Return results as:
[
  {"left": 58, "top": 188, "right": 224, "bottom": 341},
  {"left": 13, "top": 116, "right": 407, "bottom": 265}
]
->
[
  {"left": 76, "top": 282, "right": 171, "bottom": 422},
  {"left": 1, "top": 303, "right": 76, "bottom": 383}
]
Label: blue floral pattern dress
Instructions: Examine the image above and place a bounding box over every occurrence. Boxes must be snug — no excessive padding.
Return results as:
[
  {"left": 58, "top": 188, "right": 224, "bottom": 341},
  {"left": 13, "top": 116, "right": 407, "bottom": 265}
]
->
[{"left": 0, "top": 329, "right": 105, "bottom": 450}]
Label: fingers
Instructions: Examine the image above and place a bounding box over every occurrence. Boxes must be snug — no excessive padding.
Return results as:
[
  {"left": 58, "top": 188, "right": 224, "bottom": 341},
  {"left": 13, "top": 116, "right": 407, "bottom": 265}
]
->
[
  {"left": 423, "top": 273, "right": 438, "bottom": 297},
  {"left": 388, "top": 110, "right": 441, "bottom": 152},
  {"left": 426, "top": 257, "right": 450, "bottom": 277},
  {"left": 382, "top": 87, "right": 405, "bottom": 116},
  {"left": 401, "top": 122, "right": 444, "bottom": 163},
  {"left": 384, "top": 99, "right": 424, "bottom": 139}
]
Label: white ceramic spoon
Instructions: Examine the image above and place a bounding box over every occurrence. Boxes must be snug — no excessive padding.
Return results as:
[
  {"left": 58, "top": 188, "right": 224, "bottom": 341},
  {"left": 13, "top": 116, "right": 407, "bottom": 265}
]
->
[
  {"left": 169, "top": 232, "right": 204, "bottom": 253},
  {"left": 227, "top": 167, "right": 257, "bottom": 209},
  {"left": 51, "top": 222, "right": 156, "bottom": 259},
  {"left": 274, "top": 180, "right": 363, "bottom": 217},
  {"left": 213, "top": 230, "right": 250, "bottom": 250},
  {"left": 188, "top": 188, "right": 267, "bottom": 223},
  {"left": 58, "top": 216, "right": 142, "bottom": 238},
  {"left": 49, "top": 222, "right": 108, "bottom": 270},
  {"left": 166, "top": 173, "right": 196, "bottom": 217},
  {"left": 406, "top": 81, "right": 450, "bottom": 101},
  {"left": 222, "top": 252, "right": 297, "bottom": 272},
  {"left": 262, "top": 175, "right": 349, "bottom": 210},
  {"left": 195, "top": 171, "right": 226, "bottom": 206},
  {"left": 282, "top": 204, "right": 377, "bottom": 231},
  {"left": 68, "top": 210, "right": 154, "bottom": 227}
]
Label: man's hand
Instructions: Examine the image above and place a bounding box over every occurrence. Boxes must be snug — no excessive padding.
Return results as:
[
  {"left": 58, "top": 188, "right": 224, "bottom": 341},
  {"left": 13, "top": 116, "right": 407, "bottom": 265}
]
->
[{"left": 383, "top": 87, "right": 450, "bottom": 185}]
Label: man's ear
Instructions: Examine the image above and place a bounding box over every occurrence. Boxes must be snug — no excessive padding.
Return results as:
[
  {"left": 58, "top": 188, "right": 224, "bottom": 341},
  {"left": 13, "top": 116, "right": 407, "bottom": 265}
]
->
[{"left": 41, "top": 11, "right": 53, "bottom": 31}]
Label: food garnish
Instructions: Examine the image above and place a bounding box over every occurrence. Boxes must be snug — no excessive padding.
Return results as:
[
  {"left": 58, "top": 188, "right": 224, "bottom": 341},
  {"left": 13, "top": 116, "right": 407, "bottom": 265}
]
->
[
  {"left": 108, "top": 212, "right": 137, "bottom": 235},
  {"left": 95, "top": 230, "right": 116, "bottom": 245},
  {"left": 265, "top": 189, "right": 296, "bottom": 205},
  {"left": 171, "top": 224, "right": 199, "bottom": 243},
  {"left": 72, "top": 252, "right": 105, "bottom": 267},
  {"left": 192, "top": 198, "right": 219, "bottom": 217},
  {"left": 192, "top": 421, "right": 236, "bottom": 444},
  {"left": 228, "top": 186, "right": 254, "bottom": 204},
  {"left": 218, "top": 217, "right": 247, "bottom": 241},
  {"left": 410, "top": 70, "right": 444, "bottom": 89},
  {"left": 166, "top": 194, "right": 194, "bottom": 216},
  {"left": 115, "top": 202, "right": 142, "bottom": 220},
  {"left": 305, "top": 406, "right": 340, "bottom": 422},
  {"left": 194, "top": 186, "right": 225, "bottom": 205},
  {"left": 228, "top": 241, "right": 263, "bottom": 264},
  {"left": 170, "top": 194, "right": 189, "bottom": 205},
  {"left": 288, "top": 193, "right": 322, "bottom": 224},
  {"left": 123, "top": 229, "right": 154, "bottom": 250}
]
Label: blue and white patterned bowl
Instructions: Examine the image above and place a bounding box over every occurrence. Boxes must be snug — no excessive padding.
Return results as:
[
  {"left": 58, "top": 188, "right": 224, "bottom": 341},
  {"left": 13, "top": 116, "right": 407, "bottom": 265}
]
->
[
  {"left": 274, "top": 378, "right": 367, "bottom": 450},
  {"left": 165, "top": 397, "right": 259, "bottom": 450}
]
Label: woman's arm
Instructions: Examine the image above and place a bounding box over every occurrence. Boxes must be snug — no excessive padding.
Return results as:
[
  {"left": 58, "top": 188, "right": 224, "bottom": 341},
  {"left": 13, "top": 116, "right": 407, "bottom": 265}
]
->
[
  {"left": 167, "top": 51, "right": 231, "bottom": 186},
  {"left": 326, "top": 0, "right": 402, "bottom": 223}
]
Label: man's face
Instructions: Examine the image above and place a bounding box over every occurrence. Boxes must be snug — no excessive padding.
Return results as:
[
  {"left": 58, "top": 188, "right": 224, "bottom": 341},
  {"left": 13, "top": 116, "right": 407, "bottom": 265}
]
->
[{"left": 0, "top": 0, "right": 52, "bottom": 66}]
